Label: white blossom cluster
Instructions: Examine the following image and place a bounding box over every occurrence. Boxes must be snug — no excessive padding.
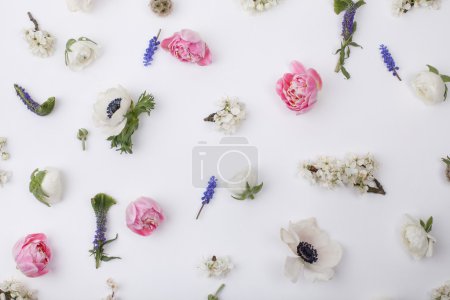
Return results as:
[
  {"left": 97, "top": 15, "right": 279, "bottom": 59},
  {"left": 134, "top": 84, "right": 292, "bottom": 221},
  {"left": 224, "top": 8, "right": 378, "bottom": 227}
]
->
[
  {"left": 213, "top": 97, "right": 246, "bottom": 134},
  {"left": 431, "top": 281, "right": 450, "bottom": 300},
  {"left": 199, "top": 256, "right": 233, "bottom": 278},
  {"left": 392, "top": 0, "right": 440, "bottom": 16},
  {"left": 0, "top": 137, "right": 10, "bottom": 161},
  {"left": 300, "top": 153, "right": 378, "bottom": 193},
  {"left": 0, "top": 279, "right": 35, "bottom": 300},
  {"left": 241, "top": 0, "right": 278, "bottom": 12},
  {"left": 23, "top": 29, "right": 55, "bottom": 58}
]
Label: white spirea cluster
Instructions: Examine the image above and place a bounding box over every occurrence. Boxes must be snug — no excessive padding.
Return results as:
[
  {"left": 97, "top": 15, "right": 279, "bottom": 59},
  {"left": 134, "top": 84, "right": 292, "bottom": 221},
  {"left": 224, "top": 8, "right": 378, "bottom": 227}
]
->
[
  {"left": 23, "top": 29, "right": 55, "bottom": 58},
  {"left": 0, "top": 279, "right": 35, "bottom": 300},
  {"left": 300, "top": 154, "right": 378, "bottom": 193},
  {"left": 241, "top": 0, "right": 278, "bottom": 12},
  {"left": 431, "top": 281, "right": 450, "bottom": 300},
  {"left": 199, "top": 256, "right": 233, "bottom": 278},
  {"left": 213, "top": 98, "right": 246, "bottom": 134},
  {"left": 392, "top": 0, "right": 440, "bottom": 16}
]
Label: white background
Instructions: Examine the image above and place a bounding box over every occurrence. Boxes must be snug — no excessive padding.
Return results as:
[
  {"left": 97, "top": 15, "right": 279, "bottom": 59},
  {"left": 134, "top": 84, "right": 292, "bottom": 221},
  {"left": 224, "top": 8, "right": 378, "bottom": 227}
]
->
[{"left": 0, "top": 0, "right": 449, "bottom": 299}]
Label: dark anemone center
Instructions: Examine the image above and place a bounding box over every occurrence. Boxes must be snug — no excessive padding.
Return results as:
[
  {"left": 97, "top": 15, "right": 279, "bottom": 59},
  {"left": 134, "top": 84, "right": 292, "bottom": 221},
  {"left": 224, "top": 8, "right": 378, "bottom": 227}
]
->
[
  {"left": 297, "top": 241, "right": 318, "bottom": 264},
  {"left": 106, "top": 98, "right": 122, "bottom": 118}
]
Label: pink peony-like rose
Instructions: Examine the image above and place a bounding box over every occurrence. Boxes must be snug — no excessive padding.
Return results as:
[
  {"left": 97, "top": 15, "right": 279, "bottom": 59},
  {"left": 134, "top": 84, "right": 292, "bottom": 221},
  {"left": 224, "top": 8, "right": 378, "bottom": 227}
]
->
[
  {"left": 276, "top": 61, "right": 322, "bottom": 114},
  {"left": 161, "top": 29, "right": 212, "bottom": 66},
  {"left": 12, "top": 233, "right": 52, "bottom": 278},
  {"left": 126, "top": 197, "right": 164, "bottom": 236}
]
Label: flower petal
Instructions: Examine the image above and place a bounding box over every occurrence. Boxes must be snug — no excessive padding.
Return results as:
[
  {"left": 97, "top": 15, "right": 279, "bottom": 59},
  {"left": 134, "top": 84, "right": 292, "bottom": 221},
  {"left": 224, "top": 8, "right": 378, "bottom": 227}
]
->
[{"left": 284, "top": 256, "right": 304, "bottom": 283}]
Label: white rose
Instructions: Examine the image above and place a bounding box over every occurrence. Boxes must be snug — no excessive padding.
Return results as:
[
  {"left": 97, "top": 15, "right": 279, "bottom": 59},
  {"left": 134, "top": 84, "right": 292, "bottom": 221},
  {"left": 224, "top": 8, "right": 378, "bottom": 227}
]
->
[
  {"left": 226, "top": 168, "right": 258, "bottom": 195},
  {"left": 411, "top": 71, "right": 446, "bottom": 104},
  {"left": 401, "top": 214, "right": 435, "bottom": 260},
  {"left": 65, "top": 38, "right": 99, "bottom": 71},
  {"left": 93, "top": 86, "right": 132, "bottom": 136},
  {"left": 40, "top": 168, "right": 63, "bottom": 205},
  {"left": 66, "top": 0, "right": 92, "bottom": 12}
]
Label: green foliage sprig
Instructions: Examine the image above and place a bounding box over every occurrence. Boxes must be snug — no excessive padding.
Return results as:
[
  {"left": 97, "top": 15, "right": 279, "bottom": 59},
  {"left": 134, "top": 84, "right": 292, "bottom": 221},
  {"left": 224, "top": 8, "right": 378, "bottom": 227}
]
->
[{"left": 232, "top": 182, "right": 264, "bottom": 200}]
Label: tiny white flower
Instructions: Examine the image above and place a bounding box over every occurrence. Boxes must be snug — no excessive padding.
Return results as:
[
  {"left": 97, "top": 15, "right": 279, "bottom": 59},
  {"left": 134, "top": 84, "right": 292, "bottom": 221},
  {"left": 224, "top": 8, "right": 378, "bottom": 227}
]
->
[
  {"left": 210, "top": 97, "right": 246, "bottom": 134},
  {"left": 199, "top": 255, "right": 233, "bottom": 278},
  {"left": 65, "top": 37, "right": 99, "bottom": 71},
  {"left": 411, "top": 71, "right": 446, "bottom": 104},
  {"left": 66, "top": 0, "right": 93, "bottom": 12},
  {"left": 23, "top": 29, "right": 55, "bottom": 58},
  {"left": 93, "top": 85, "right": 133, "bottom": 136},
  {"left": 0, "top": 170, "right": 11, "bottom": 187},
  {"left": 2, "top": 152, "right": 10, "bottom": 160},
  {"left": 400, "top": 214, "right": 435, "bottom": 260},
  {"left": 431, "top": 281, "right": 450, "bottom": 300},
  {"left": 241, "top": 0, "right": 278, "bottom": 12},
  {"left": 0, "top": 137, "right": 6, "bottom": 144},
  {"left": 106, "top": 278, "right": 118, "bottom": 292}
]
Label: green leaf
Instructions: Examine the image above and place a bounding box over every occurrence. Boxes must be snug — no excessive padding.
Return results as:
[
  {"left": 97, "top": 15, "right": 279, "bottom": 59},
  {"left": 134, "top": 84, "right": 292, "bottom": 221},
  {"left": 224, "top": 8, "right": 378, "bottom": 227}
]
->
[
  {"left": 36, "top": 97, "right": 56, "bottom": 116},
  {"left": 334, "top": 48, "right": 342, "bottom": 54},
  {"left": 352, "top": 21, "right": 358, "bottom": 34},
  {"left": 91, "top": 193, "right": 117, "bottom": 213},
  {"left": 444, "top": 85, "right": 448, "bottom": 101},
  {"left": 339, "top": 46, "right": 346, "bottom": 65},
  {"left": 354, "top": 0, "right": 366, "bottom": 9},
  {"left": 425, "top": 216, "right": 433, "bottom": 233},
  {"left": 103, "top": 234, "right": 119, "bottom": 246},
  {"left": 252, "top": 182, "right": 264, "bottom": 194},
  {"left": 341, "top": 66, "right": 351, "bottom": 79},
  {"left": 349, "top": 42, "right": 363, "bottom": 48},
  {"left": 334, "top": 0, "right": 353, "bottom": 14},
  {"left": 101, "top": 255, "right": 121, "bottom": 262},
  {"left": 440, "top": 75, "right": 450, "bottom": 82},
  {"left": 65, "top": 39, "right": 77, "bottom": 51},
  {"left": 420, "top": 219, "right": 425, "bottom": 228},
  {"left": 29, "top": 169, "right": 50, "bottom": 206},
  {"left": 442, "top": 156, "right": 450, "bottom": 165},
  {"left": 427, "top": 65, "right": 439, "bottom": 75},
  {"left": 78, "top": 37, "right": 97, "bottom": 44},
  {"left": 346, "top": 46, "right": 351, "bottom": 59}
]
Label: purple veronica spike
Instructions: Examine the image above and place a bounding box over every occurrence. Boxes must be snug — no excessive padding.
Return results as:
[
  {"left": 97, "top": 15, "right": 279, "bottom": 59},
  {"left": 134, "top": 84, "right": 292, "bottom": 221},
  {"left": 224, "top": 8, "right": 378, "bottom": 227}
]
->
[
  {"left": 379, "top": 44, "right": 401, "bottom": 81},
  {"left": 341, "top": 6, "right": 356, "bottom": 40},
  {"left": 143, "top": 29, "right": 161, "bottom": 67}
]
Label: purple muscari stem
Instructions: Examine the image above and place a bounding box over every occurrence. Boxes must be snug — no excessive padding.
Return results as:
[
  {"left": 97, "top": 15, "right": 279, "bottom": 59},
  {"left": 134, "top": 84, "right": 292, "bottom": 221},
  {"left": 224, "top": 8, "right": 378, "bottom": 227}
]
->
[
  {"left": 143, "top": 29, "right": 161, "bottom": 67},
  {"left": 379, "top": 44, "right": 401, "bottom": 81},
  {"left": 196, "top": 176, "right": 218, "bottom": 219},
  {"left": 341, "top": 6, "right": 356, "bottom": 41}
]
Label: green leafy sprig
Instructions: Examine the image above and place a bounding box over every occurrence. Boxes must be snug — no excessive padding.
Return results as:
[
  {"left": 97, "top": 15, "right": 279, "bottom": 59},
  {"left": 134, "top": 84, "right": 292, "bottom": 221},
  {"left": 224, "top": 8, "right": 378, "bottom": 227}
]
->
[
  {"left": 208, "top": 284, "right": 225, "bottom": 300},
  {"left": 426, "top": 65, "right": 450, "bottom": 100},
  {"left": 334, "top": 0, "right": 366, "bottom": 79},
  {"left": 77, "top": 128, "right": 88, "bottom": 151},
  {"left": 232, "top": 182, "right": 264, "bottom": 200},
  {"left": 89, "top": 193, "right": 121, "bottom": 269},
  {"left": 29, "top": 169, "right": 50, "bottom": 207},
  {"left": 420, "top": 216, "right": 433, "bottom": 234},
  {"left": 107, "top": 91, "right": 155, "bottom": 154}
]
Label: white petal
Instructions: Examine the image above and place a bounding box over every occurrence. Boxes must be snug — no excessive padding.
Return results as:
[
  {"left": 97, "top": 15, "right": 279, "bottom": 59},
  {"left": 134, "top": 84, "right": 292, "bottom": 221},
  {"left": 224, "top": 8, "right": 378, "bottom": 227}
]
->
[
  {"left": 315, "top": 240, "right": 343, "bottom": 269},
  {"left": 303, "top": 266, "right": 334, "bottom": 282},
  {"left": 284, "top": 256, "right": 303, "bottom": 283}
]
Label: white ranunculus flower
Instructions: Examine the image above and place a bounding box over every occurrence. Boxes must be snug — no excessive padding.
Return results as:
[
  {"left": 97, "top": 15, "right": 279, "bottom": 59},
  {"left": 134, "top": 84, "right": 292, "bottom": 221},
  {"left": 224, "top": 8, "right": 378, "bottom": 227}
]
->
[
  {"left": 401, "top": 214, "right": 435, "bottom": 260},
  {"left": 411, "top": 71, "right": 446, "bottom": 104},
  {"left": 280, "top": 218, "right": 342, "bottom": 282},
  {"left": 66, "top": 0, "right": 93, "bottom": 12},
  {"left": 93, "top": 86, "right": 132, "bottom": 136},
  {"left": 40, "top": 168, "right": 63, "bottom": 205},
  {"left": 199, "top": 256, "right": 233, "bottom": 278},
  {"left": 226, "top": 168, "right": 257, "bottom": 194},
  {"left": 65, "top": 38, "right": 99, "bottom": 71}
]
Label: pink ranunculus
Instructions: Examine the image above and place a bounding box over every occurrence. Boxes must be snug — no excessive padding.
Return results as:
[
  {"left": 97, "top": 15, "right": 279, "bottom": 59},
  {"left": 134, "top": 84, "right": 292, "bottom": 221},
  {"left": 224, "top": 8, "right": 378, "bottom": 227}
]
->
[
  {"left": 126, "top": 197, "right": 164, "bottom": 236},
  {"left": 161, "top": 29, "right": 212, "bottom": 66},
  {"left": 12, "top": 233, "right": 52, "bottom": 278},
  {"left": 276, "top": 61, "right": 322, "bottom": 114}
]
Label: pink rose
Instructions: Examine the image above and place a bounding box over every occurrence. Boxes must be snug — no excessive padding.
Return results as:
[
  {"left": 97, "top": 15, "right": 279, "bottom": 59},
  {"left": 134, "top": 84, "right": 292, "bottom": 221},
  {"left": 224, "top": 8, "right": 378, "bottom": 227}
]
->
[
  {"left": 161, "top": 29, "right": 211, "bottom": 66},
  {"left": 126, "top": 197, "right": 164, "bottom": 236},
  {"left": 276, "top": 61, "right": 322, "bottom": 114},
  {"left": 12, "top": 233, "right": 52, "bottom": 277}
]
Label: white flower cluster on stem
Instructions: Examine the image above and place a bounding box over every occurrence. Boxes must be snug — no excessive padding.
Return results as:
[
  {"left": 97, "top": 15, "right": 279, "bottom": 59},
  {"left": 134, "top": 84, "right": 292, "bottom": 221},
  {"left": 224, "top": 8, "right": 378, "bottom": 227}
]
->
[
  {"left": 199, "top": 255, "right": 233, "bottom": 278},
  {"left": 431, "top": 281, "right": 450, "bottom": 300},
  {"left": 392, "top": 0, "right": 440, "bottom": 16},
  {"left": 300, "top": 153, "right": 385, "bottom": 194},
  {"left": 0, "top": 279, "right": 36, "bottom": 300},
  {"left": 211, "top": 97, "right": 246, "bottom": 134},
  {"left": 24, "top": 29, "right": 55, "bottom": 58},
  {"left": 241, "top": 0, "right": 278, "bottom": 12}
]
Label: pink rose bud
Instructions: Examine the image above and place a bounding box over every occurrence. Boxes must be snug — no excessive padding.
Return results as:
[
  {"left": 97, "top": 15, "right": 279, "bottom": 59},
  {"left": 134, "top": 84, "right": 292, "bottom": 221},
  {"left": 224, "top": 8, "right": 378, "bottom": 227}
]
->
[
  {"left": 12, "top": 233, "right": 52, "bottom": 277},
  {"left": 161, "top": 29, "right": 212, "bottom": 66},
  {"left": 276, "top": 61, "right": 322, "bottom": 114},
  {"left": 126, "top": 197, "right": 164, "bottom": 236}
]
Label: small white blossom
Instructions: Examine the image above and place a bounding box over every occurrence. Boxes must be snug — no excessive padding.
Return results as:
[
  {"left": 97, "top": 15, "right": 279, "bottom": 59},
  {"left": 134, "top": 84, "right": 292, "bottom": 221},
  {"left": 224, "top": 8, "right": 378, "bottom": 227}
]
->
[
  {"left": 104, "top": 278, "right": 118, "bottom": 300},
  {"left": 241, "top": 0, "right": 278, "bottom": 12},
  {"left": 199, "top": 256, "right": 233, "bottom": 278},
  {"left": 431, "top": 281, "right": 450, "bottom": 300},
  {"left": 392, "top": 0, "right": 414, "bottom": 16},
  {"left": 66, "top": 0, "right": 93, "bottom": 12},
  {"left": 211, "top": 97, "right": 246, "bottom": 134},
  {"left": 0, "top": 170, "right": 11, "bottom": 187},
  {"left": 416, "top": 0, "right": 441, "bottom": 9},
  {"left": 0, "top": 279, "right": 35, "bottom": 300},
  {"left": 24, "top": 29, "right": 55, "bottom": 58}
]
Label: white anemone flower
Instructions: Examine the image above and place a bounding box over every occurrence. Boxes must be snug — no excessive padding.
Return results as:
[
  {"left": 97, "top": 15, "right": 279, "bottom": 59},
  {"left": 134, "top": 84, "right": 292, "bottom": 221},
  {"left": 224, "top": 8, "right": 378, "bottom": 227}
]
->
[{"left": 280, "top": 218, "right": 343, "bottom": 282}]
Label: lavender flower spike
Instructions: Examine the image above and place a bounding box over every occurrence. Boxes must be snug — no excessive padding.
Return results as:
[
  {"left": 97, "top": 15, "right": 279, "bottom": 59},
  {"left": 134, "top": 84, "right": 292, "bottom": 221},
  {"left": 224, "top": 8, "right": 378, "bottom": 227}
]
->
[
  {"left": 379, "top": 44, "right": 401, "bottom": 81},
  {"left": 341, "top": 6, "right": 356, "bottom": 41},
  {"left": 14, "top": 84, "right": 55, "bottom": 116},
  {"left": 89, "top": 193, "right": 120, "bottom": 269},
  {"left": 143, "top": 29, "right": 161, "bottom": 66},
  {"left": 196, "top": 176, "right": 218, "bottom": 220}
]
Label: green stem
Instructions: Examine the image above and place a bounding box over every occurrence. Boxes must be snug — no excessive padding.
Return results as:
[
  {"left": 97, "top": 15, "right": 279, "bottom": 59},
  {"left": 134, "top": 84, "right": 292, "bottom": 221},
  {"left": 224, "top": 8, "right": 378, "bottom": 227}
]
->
[
  {"left": 82, "top": 139, "right": 86, "bottom": 151},
  {"left": 214, "top": 284, "right": 225, "bottom": 296}
]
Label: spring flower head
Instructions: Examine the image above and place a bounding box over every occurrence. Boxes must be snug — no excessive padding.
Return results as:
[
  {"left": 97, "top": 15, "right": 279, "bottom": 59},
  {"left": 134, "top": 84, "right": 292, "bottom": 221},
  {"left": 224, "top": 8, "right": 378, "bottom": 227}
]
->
[
  {"left": 23, "top": 12, "right": 55, "bottom": 58},
  {"left": 90, "top": 193, "right": 120, "bottom": 269},
  {"left": 0, "top": 279, "right": 36, "bottom": 300},
  {"left": 392, "top": 0, "right": 440, "bottom": 16},
  {"left": 379, "top": 44, "right": 401, "bottom": 80},
  {"left": 431, "top": 281, "right": 450, "bottom": 300},
  {"left": 280, "top": 218, "right": 343, "bottom": 282},
  {"left": 0, "top": 137, "right": 9, "bottom": 161},
  {"left": 149, "top": 0, "right": 173, "bottom": 16},
  {"left": 196, "top": 176, "right": 218, "bottom": 219},
  {"left": 276, "top": 61, "right": 322, "bottom": 114},
  {"left": 0, "top": 170, "right": 11, "bottom": 187},
  {"left": 341, "top": 5, "right": 356, "bottom": 40},
  {"left": 143, "top": 29, "right": 161, "bottom": 66},
  {"left": 199, "top": 255, "right": 234, "bottom": 278},
  {"left": 29, "top": 167, "right": 63, "bottom": 207},
  {"left": 14, "top": 84, "right": 56, "bottom": 117},
  {"left": 241, "top": 0, "right": 278, "bottom": 12},
  {"left": 13, "top": 233, "right": 52, "bottom": 278},
  {"left": 66, "top": 0, "right": 92, "bottom": 11},
  {"left": 161, "top": 29, "right": 212, "bottom": 66},
  {"left": 65, "top": 37, "right": 99, "bottom": 71},
  {"left": 401, "top": 214, "right": 435, "bottom": 260},
  {"left": 204, "top": 97, "right": 246, "bottom": 134},
  {"left": 411, "top": 65, "right": 450, "bottom": 104},
  {"left": 126, "top": 197, "right": 164, "bottom": 236}
]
